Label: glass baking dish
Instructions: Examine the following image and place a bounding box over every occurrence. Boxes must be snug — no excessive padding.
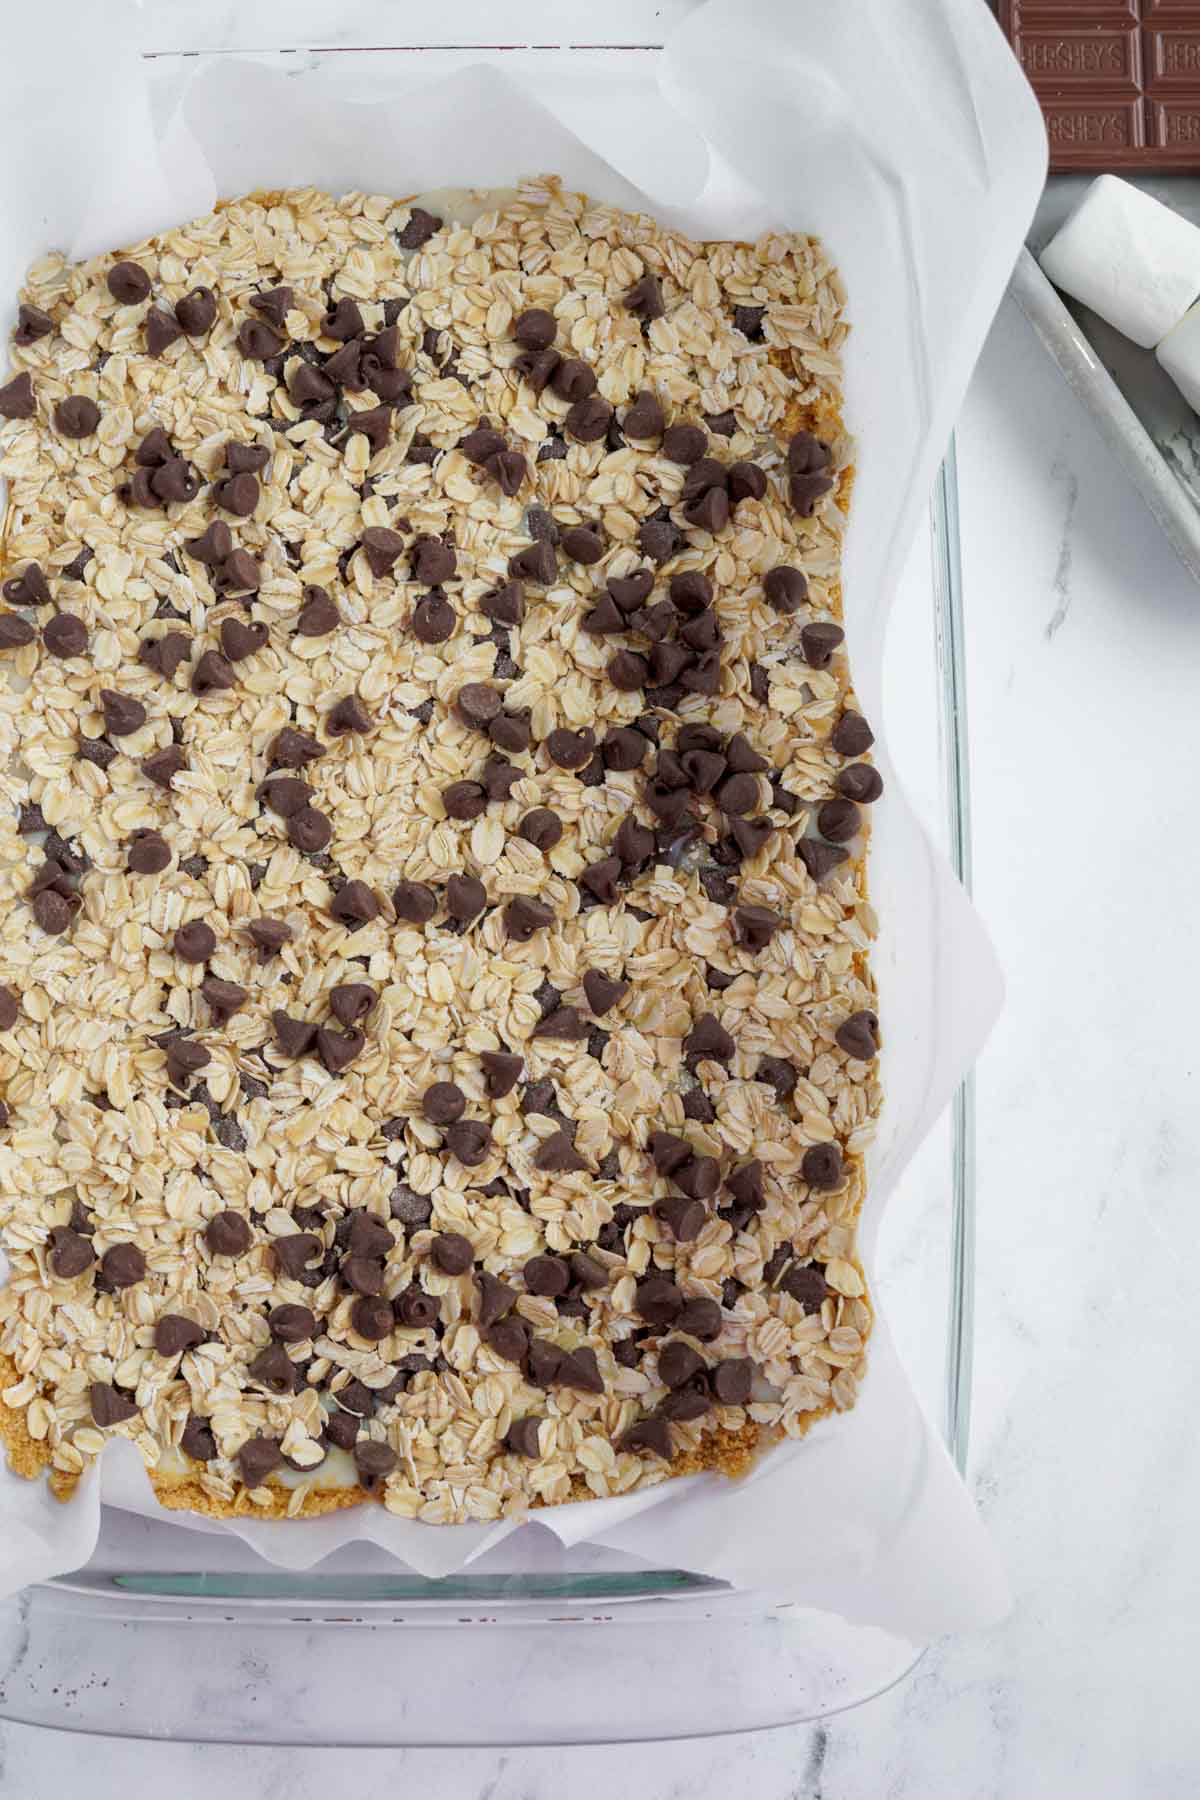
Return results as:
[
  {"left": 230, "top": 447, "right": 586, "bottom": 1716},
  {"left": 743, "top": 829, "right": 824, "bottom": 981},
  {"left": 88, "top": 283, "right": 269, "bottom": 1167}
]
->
[{"left": 0, "top": 19, "right": 979, "bottom": 1745}]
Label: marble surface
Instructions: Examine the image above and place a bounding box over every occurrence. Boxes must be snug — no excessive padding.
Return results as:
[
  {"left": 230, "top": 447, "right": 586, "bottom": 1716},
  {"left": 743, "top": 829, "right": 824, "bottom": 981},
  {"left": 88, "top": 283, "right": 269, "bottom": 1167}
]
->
[{"left": 4, "top": 284, "right": 1198, "bottom": 1792}]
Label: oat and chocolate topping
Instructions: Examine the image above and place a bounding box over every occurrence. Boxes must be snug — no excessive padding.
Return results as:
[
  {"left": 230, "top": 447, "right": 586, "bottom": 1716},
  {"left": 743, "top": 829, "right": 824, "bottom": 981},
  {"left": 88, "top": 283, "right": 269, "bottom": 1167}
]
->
[{"left": 0, "top": 179, "right": 878, "bottom": 1524}]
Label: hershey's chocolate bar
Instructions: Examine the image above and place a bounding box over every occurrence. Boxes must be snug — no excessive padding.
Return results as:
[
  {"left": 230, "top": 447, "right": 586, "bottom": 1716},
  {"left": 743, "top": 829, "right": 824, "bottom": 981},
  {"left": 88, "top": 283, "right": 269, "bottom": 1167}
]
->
[{"left": 998, "top": 1, "right": 1200, "bottom": 170}]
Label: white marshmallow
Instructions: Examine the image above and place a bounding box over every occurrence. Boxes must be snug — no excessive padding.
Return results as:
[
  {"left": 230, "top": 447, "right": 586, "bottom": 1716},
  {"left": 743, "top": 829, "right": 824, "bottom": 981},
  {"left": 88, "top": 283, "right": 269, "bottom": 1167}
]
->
[
  {"left": 1039, "top": 174, "right": 1200, "bottom": 349},
  {"left": 1156, "top": 300, "right": 1200, "bottom": 414}
]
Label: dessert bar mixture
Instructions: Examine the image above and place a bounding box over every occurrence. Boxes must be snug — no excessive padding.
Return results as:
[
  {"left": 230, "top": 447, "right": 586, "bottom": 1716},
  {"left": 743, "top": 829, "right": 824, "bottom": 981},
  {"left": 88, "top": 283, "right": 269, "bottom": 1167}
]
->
[{"left": 0, "top": 178, "right": 881, "bottom": 1522}]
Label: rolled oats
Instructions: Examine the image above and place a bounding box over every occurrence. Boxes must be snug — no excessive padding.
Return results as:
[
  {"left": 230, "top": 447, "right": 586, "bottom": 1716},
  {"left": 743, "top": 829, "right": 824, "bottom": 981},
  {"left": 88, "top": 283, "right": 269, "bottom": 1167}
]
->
[{"left": 0, "top": 179, "right": 880, "bottom": 1524}]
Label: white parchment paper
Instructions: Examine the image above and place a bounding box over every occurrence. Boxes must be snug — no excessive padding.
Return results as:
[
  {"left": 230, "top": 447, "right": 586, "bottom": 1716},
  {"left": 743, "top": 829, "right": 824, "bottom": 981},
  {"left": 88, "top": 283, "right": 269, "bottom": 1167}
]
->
[{"left": 0, "top": 0, "right": 1046, "bottom": 1637}]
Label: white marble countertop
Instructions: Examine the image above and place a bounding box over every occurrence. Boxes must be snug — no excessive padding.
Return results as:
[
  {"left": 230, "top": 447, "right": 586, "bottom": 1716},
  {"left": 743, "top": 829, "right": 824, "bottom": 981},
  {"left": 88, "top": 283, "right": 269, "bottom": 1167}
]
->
[{"left": 5, "top": 279, "right": 1198, "bottom": 1793}]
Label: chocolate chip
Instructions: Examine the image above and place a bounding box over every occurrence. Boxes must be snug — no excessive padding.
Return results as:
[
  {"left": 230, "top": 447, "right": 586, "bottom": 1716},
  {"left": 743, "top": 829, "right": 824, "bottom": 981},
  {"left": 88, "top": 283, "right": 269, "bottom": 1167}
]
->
[
  {"left": 138, "top": 629, "right": 192, "bottom": 682},
  {"left": 100, "top": 1241, "right": 145, "bottom": 1289},
  {"left": 0, "top": 985, "right": 17, "bottom": 1034},
  {"left": 348, "top": 1294, "right": 393, "bottom": 1342},
  {"left": 219, "top": 616, "right": 268, "bottom": 664},
  {"left": 580, "top": 857, "right": 623, "bottom": 907},
  {"left": 183, "top": 521, "right": 232, "bottom": 569},
  {"left": 165, "top": 1037, "right": 210, "bottom": 1087},
  {"left": 657, "top": 1340, "right": 704, "bottom": 1390},
  {"left": 517, "top": 349, "right": 563, "bottom": 396},
  {"left": 387, "top": 880, "right": 434, "bottom": 929},
  {"left": 623, "top": 389, "right": 665, "bottom": 439},
  {"left": 326, "top": 693, "right": 372, "bottom": 739},
  {"left": 14, "top": 304, "right": 53, "bottom": 345},
  {"left": 827, "top": 708, "right": 873, "bottom": 757},
  {"left": 565, "top": 395, "right": 613, "bottom": 443},
  {"left": 345, "top": 403, "right": 393, "bottom": 452},
  {"left": 708, "top": 1356, "right": 753, "bottom": 1408},
  {"left": 271, "top": 1011, "right": 316, "bottom": 1061},
  {"left": 3, "top": 561, "right": 50, "bottom": 607},
  {"left": 387, "top": 1183, "right": 431, "bottom": 1232},
  {"left": 558, "top": 1345, "right": 604, "bottom": 1394},
  {"left": 0, "top": 372, "right": 34, "bottom": 419},
  {"left": 838, "top": 762, "right": 884, "bottom": 805},
  {"left": 237, "top": 316, "right": 283, "bottom": 361},
  {"left": 263, "top": 1301, "right": 315, "bottom": 1347},
  {"left": 420, "top": 1080, "right": 464, "bottom": 1126},
  {"left": 444, "top": 1120, "right": 491, "bottom": 1166},
  {"left": 190, "top": 650, "right": 236, "bottom": 696},
  {"left": 330, "top": 880, "right": 379, "bottom": 929},
  {"left": 714, "top": 771, "right": 759, "bottom": 818},
  {"left": 350, "top": 1440, "right": 397, "bottom": 1492},
  {"left": 95, "top": 689, "right": 143, "bottom": 738},
  {"left": 508, "top": 538, "right": 558, "bottom": 586},
  {"left": 200, "top": 977, "right": 247, "bottom": 1026},
  {"left": 519, "top": 1254, "right": 567, "bottom": 1299},
  {"left": 212, "top": 470, "right": 259, "bottom": 518},
  {"left": 315, "top": 1024, "right": 365, "bottom": 1074},
  {"left": 632, "top": 601, "right": 676, "bottom": 644},
  {"left": 405, "top": 587, "right": 455, "bottom": 645},
  {"left": 483, "top": 448, "right": 526, "bottom": 495},
  {"left": 671, "top": 1296, "right": 719, "bottom": 1343},
  {"left": 248, "top": 917, "right": 291, "bottom": 961},
  {"left": 662, "top": 422, "right": 708, "bottom": 465},
  {"left": 324, "top": 986, "right": 374, "bottom": 1034},
  {"left": 258, "top": 776, "right": 311, "bottom": 820},
  {"left": 425, "top": 1231, "right": 471, "bottom": 1278},
  {"left": 799, "top": 621, "right": 845, "bottom": 669},
  {"left": 532, "top": 1006, "right": 588, "bottom": 1043},
  {"left": 725, "top": 816, "right": 771, "bottom": 862},
  {"left": 835, "top": 1010, "right": 879, "bottom": 1061},
  {"left": 466, "top": 1054, "right": 519, "bottom": 1107},
  {"left": 561, "top": 525, "right": 605, "bottom": 566},
  {"left": 499, "top": 1416, "right": 540, "bottom": 1459},
  {"left": 640, "top": 512, "right": 681, "bottom": 565},
  {"left": 608, "top": 569, "right": 654, "bottom": 614},
  {"left": 346, "top": 1215, "right": 393, "bottom": 1264},
  {"left": 439, "top": 780, "right": 484, "bottom": 824},
  {"left": 139, "top": 746, "right": 185, "bottom": 790},
  {"left": 534, "top": 1130, "right": 586, "bottom": 1173},
  {"left": 294, "top": 585, "right": 339, "bottom": 637},
  {"left": 800, "top": 1142, "right": 843, "bottom": 1192},
  {"left": 341, "top": 1252, "right": 385, "bottom": 1298},
  {"left": 728, "top": 459, "right": 768, "bottom": 504},
  {"left": 398, "top": 206, "right": 442, "bottom": 249},
  {"left": 794, "top": 842, "right": 846, "bottom": 890},
  {"left": 233, "top": 1435, "right": 283, "bottom": 1488},
  {"left": 153, "top": 1313, "right": 205, "bottom": 1357},
  {"left": 478, "top": 756, "right": 518, "bottom": 802},
  {"left": 550, "top": 358, "right": 597, "bottom": 404},
  {"left": 578, "top": 970, "right": 626, "bottom": 1017},
  {"left": 287, "top": 805, "right": 332, "bottom": 853},
  {"left": 247, "top": 285, "right": 292, "bottom": 330},
  {"left": 176, "top": 286, "right": 217, "bottom": 335},
  {"left": 782, "top": 1262, "right": 829, "bottom": 1314},
  {"left": 38, "top": 610, "right": 86, "bottom": 660},
  {"left": 604, "top": 649, "right": 645, "bottom": 694},
  {"left": 788, "top": 460, "right": 836, "bottom": 515},
  {"left": 487, "top": 710, "right": 530, "bottom": 755},
  {"left": 612, "top": 814, "right": 654, "bottom": 869},
  {"left": 685, "top": 1012, "right": 735, "bottom": 1066},
  {"left": 634, "top": 1276, "right": 684, "bottom": 1328},
  {"left": 481, "top": 1316, "right": 529, "bottom": 1367},
  {"left": 174, "top": 920, "right": 215, "bottom": 964},
  {"left": 542, "top": 726, "right": 592, "bottom": 772},
  {"left": 625, "top": 273, "right": 665, "bottom": 321},
  {"left": 90, "top": 1383, "right": 139, "bottom": 1427},
  {"left": 500, "top": 893, "right": 553, "bottom": 944},
  {"left": 757, "top": 1057, "right": 797, "bottom": 1104},
  {"left": 143, "top": 307, "right": 182, "bottom": 358},
  {"left": 271, "top": 726, "right": 324, "bottom": 769},
  {"left": 733, "top": 905, "right": 783, "bottom": 953},
  {"left": 509, "top": 307, "right": 556, "bottom": 353},
  {"left": 48, "top": 1226, "right": 94, "bottom": 1278},
  {"left": 816, "top": 798, "right": 859, "bottom": 845},
  {"left": 323, "top": 1408, "right": 360, "bottom": 1451}
]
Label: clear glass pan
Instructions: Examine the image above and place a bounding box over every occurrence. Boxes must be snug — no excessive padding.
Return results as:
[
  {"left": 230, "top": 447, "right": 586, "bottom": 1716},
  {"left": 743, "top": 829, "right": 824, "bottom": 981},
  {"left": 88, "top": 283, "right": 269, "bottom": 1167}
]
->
[{"left": 0, "top": 21, "right": 977, "bottom": 1745}]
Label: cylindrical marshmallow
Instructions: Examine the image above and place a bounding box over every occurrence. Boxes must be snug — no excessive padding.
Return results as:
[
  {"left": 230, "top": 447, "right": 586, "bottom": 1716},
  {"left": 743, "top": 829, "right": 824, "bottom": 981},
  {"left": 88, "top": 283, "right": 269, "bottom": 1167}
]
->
[
  {"left": 1156, "top": 300, "right": 1200, "bottom": 415},
  {"left": 1039, "top": 174, "right": 1200, "bottom": 350}
]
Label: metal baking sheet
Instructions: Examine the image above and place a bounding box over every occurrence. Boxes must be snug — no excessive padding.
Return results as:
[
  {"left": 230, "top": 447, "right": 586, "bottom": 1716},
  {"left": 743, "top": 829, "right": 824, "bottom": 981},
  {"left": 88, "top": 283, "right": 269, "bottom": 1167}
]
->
[{"left": 1013, "top": 174, "right": 1200, "bottom": 587}]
